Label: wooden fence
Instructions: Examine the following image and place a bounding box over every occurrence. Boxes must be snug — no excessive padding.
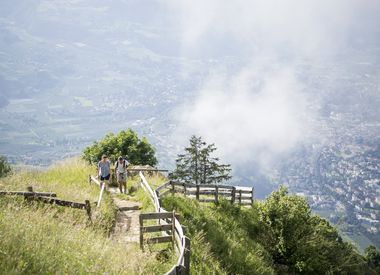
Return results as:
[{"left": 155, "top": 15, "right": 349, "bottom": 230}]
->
[
  {"left": 139, "top": 211, "right": 176, "bottom": 249},
  {"left": 156, "top": 181, "right": 254, "bottom": 206},
  {"left": 0, "top": 187, "right": 92, "bottom": 219},
  {"left": 139, "top": 172, "right": 190, "bottom": 275}
]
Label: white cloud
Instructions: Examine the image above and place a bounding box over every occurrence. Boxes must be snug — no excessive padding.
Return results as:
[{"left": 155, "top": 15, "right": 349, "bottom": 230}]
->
[
  {"left": 167, "top": 0, "right": 380, "bottom": 171},
  {"left": 175, "top": 64, "right": 312, "bottom": 166}
]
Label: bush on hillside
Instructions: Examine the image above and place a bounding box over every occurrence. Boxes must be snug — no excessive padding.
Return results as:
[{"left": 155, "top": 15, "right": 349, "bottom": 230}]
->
[
  {"left": 257, "top": 186, "right": 373, "bottom": 274},
  {"left": 83, "top": 129, "right": 157, "bottom": 166},
  {"left": 365, "top": 245, "right": 380, "bottom": 273},
  {"left": 0, "top": 155, "right": 11, "bottom": 178},
  {"left": 162, "top": 186, "right": 378, "bottom": 274}
]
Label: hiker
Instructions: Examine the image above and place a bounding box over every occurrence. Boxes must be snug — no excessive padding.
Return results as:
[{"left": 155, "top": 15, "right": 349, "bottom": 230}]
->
[
  {"left": 97, "top": 154, "right": 111, "bottom": 190},
  {"left": 115, "top": 156, "right": 129, "bottom": 194}
]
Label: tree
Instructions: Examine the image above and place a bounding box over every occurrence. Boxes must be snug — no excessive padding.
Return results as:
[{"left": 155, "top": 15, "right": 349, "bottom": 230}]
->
[
  {"left": 0, "top": 155, "right": 11, "bottom": 178},
  {"left": 170, "top": 135, "right": 231, "bottom": 184},
  {"left": 258, "top": 186, "right": 373, "bottom": 274},
  {"left": 83, "top": 129, "right": 157, "bottom": 166},
  {"left": 365, "top": 245, "right": 380, "bottom": 272}
]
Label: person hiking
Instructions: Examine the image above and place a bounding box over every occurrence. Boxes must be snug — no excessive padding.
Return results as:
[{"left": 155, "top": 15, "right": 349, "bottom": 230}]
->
[
  {"left": 115, "top": 156, "right": 129, "bottom": 194},
  {"left": 97, "top": 154, "right": 111, "bottom": 190}
]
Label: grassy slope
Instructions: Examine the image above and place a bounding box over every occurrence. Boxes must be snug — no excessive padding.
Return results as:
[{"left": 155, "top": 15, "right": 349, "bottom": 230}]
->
[
  {"left": 162, "top": 196, "right": 275, "bottom": 275},
  {"left": 0, "top": 159, "right": 173, "bottom": 274}
]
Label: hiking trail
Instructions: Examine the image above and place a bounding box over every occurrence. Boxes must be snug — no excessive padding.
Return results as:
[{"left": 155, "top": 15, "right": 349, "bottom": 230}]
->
[{"left": 109, "top": 187, "right": 141, "bottom": 244}]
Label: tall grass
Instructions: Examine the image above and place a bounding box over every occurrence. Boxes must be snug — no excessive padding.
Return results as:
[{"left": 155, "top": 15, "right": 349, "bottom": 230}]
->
[
  {"left": 0, "top": 197, "right": 146, "bottom": 274},
  {"left": 0, "top": 159, "right": 176, "bottom": 274},
  {"left": 162, "top": 196, "right": 275, "bottom": 275}
]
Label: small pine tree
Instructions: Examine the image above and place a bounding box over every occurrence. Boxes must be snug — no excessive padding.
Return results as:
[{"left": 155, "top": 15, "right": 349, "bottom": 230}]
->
[{"left": 171, "top": 135, "right": 231, "bottom": 185}]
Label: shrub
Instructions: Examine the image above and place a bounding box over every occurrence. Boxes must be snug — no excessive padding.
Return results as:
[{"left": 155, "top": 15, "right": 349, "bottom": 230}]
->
[
  {"left": 257, "top": 186, "right": 373, "bottom": 274},
  {"left": 83, "top": 128, "right": 157, "bottom": 166}
]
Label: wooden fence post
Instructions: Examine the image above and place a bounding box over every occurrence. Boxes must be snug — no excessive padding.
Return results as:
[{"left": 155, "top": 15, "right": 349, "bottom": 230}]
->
[
  {"left": 171, "top": 181, "right": 175, "bottom": 196},
  {"left": 183, "top": 182, "right": 187, "bottom": 196},
  {"left": 171, "top": 211, "right": 175, "bottom": 248},
  {"left": 184, "top": 236, "right": 191, "bottom": 274},
  {"left": 156, "top": 190, "right": 162, "bottom": 207},
  {"left": 231, "top": 186, "right": 236, "bottom": 204},
  {"left": 139, "top": 215, "right": 144, "bottom": 250},
  {"left": 251, "top": 187, "right": 254, "bottom": 204},
  {"left": 196, "top": 185, "right": 200, "bottom": 201},
  {"left": 215, "top": 185, "right": 219, "bottom": 203},
  {"left": 239, "top": 190, "right": 242, "bottom": 205},
  {"left": 97, "top": 182, "right": 105, "bottom": 208},
  {"left": 85, "top": 200, "right": 91, "bottom": 220}
]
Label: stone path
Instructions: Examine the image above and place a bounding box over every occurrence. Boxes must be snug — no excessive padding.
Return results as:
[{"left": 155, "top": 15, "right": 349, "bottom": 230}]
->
[{"left": 109, "top": 187, "right": 142, "bottom": 244}]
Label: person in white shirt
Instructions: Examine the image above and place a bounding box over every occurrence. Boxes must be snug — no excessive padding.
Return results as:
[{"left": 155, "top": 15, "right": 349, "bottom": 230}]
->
[
  {"left": 97, "top": 154, "right": 111, "bottom": 190},
  {"left": 115, "top": 156, "right": 129, "bottom": 194}
]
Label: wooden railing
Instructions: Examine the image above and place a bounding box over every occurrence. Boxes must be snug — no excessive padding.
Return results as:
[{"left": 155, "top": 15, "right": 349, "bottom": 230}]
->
[
  {"left": 139, "top": 211, "right": 176, "bottom": 250},
  {"left": 0, "top": 187, "right": 92, "bottom": 219},
  {"left": 156, "top": 181, "right": 254, "bottom": 206},
  {"left": 139, "top": 172, "right": 190, "bottom": 275},
  {"left": 89, "top": 175, "right": 107, "bottom": 208}
]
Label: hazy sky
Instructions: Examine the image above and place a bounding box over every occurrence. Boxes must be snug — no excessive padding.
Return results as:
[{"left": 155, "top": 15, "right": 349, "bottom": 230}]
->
[
  {"left": 0, "top": 0, "right": 379, "bottom": 172},
  {"left": 167, "top": 0, "right": 380, "bottom": 170}
]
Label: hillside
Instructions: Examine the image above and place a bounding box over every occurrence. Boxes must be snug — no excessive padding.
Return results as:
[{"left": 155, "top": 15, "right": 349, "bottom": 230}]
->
[
  {"left": 0, "top": 159, "right": 174, "bottom": 274},
  {"left": 1, "top": 158, "right": 379, "bottom": 274},
  {"left": 161, "top": 190, "right": 378, "bottom": 274}
]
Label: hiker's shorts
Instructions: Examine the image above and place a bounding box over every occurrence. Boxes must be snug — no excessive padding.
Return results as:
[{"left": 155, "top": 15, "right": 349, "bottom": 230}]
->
[
  {"left": 117, "top": 173, "right": 127, "bottom": 183},
  {"left": 100, "top": 174, "right": 110, "bottom": 181}
]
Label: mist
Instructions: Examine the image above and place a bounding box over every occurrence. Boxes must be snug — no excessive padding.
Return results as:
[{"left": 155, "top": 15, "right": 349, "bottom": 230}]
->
[{"left": 168, "top": 0, "right": 380, "bottom": 175}]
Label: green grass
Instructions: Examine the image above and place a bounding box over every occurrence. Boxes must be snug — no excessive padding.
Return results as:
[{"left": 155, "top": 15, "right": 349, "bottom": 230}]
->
[
  {"left": 0, "top": 158, "right": 176, "bottom": 274},
  {"left": 162, "top": 196, "right": 275, "bottom": 275},
  {"left": 0, "top": 158, "right": 116, "bottom": 234}
]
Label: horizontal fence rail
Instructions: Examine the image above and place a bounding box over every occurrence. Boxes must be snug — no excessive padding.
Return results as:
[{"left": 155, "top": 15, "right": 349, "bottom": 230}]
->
[
  {"left": 139, "top": 211, "right": 176, "bottom": 250},
  {"left": 156, "top": 181, "right": 254, "bottom": 206},
  {"left": 0, "top": 191, "right": 57, "bottom": 197},
  {"left": 138, "top": 172, "right": 190, "bottom": 275},
  {"left": 0, "top": 187, "right": 91, "bottom": 219}
]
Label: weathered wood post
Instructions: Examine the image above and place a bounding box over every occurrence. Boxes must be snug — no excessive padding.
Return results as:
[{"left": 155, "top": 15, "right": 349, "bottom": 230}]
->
[
  {"left": 97, "top": 182, "right": 105, "bottom": 208},
  {"left": 171, "top": 180, "right": 175, "bottom": 196},
  {"left": 251, "top": 187, "right": 254, "bottom": 204},
  {"left": 139, "top": 214, "right": 144, "bottom": 250},
  {"left": 156, "top": 190, "right": 162, "bottom": 225},
  {"left": 184, "top": 236, "right": 191, "bottom": 274},
  {"left": 239, "top": 190, "right": 242, "bottom": 205},
  {"left": 231, "top": 186, "right": 236, "bottom": 204},
  {"left": 196, "top": 185, "right": 200, "bottom": 201},
  {"left": 156, "top": 190, "right": 162, "bottom": 207},
  {"left": 85, "top": 200, "right": 91, "bottom": 220},
  {"left": 171, "top": 211, "right": 175, "bottom": 248},
  {"left": 215, "top": 185, "right": 219, "bottom": 203}
]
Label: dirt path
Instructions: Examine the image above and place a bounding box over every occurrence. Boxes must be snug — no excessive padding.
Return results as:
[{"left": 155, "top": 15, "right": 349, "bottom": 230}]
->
[{"left": 109, "top": 187, "right": 141, "bottom": 244}]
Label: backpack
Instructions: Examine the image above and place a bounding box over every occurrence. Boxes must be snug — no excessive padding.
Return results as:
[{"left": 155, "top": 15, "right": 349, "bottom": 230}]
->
[{"left": 115, "top": 160, "right": 127, "bottom": 170}]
